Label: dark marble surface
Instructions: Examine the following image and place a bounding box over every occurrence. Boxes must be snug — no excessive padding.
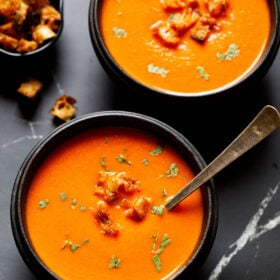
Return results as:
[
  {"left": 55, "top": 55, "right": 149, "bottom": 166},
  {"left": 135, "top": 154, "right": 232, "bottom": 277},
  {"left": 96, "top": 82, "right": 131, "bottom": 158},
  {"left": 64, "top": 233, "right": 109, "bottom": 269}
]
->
[{"left": 0, "top": 1, "right": 280, "bottom": 279}]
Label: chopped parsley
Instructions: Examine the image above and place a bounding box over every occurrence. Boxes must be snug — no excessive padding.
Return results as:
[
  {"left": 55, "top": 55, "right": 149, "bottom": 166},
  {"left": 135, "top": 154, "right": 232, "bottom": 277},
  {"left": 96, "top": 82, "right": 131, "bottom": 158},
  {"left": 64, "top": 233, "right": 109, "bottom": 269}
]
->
[
  {"left": 196, "top": 66, "right": 210, "bottom": 81},
  {"left": 164, "top": 162, "right": 179, "bottom": 178},
  {"left": 151, "top": 233, "right": 159, "bottom": 253},
  {"left": 113, "top": 27, "right": 127, "bottom": 38},
  {"left": 162, "top": 188, "right": 168, "bottom": 197},
  {"left": 100, "top": 156, "right": 110, "bottom": 171},
  {"left": 60, "top": 192, "right": 67, "bottom": 202},
  {"left": 116, "top": 154, "right": 131, "bottom": 165},
  {"left": 142, "top": 158, "right": 150, "bottom": 165},
  {"left": 148, "top": 64, "right": 169, "bottom": 78},
  {"left": 38, "top": 199, "right": 49, "bottom": 209},
  {"left": 70, "top": 244, "right": 81, "bottom": 252},
  {"left": 70, "top": 239, "right": 89, "bottom": 252},
  {"left": 109, "top": 256, "right": 121, "bottom": 269},
  {"left": 156, "top": 234, "right": 172, "bottom": 255},
  {"left": 71, "top": 198, "right": 77, "bottom": 209},
  {"left": 168, "top": 13, "right": 177, "bottom": 21},
  {"left": 79, "top": 205, "right": 87, "bottom": 211},
  {"left": 62, "top": 235, "right": 89, "bottom": 253},
  {"left": 151, "top": 233, "right": 172, "bottom": 272},
  {"left": 151, "top": 205, "right": 164, "bottom": 216},
  {"left": 217, "top": 43, "right": 240, "bottom": 60},
  {"left": 153, "top": 255, "right": 162, "bottom": 272},
  {"left": 150, "top": 144, "right": 163, "bottom": 156}
]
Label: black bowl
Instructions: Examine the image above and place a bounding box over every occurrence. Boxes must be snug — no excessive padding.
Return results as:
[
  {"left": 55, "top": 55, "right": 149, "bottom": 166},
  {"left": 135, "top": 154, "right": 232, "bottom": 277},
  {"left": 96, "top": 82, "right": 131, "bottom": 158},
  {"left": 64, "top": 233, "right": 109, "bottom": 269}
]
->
[
  {"left": 88, "top": 0, "right": 280, "bottom": 98},
  {"left": 11, "top": 111, "right": 218, "bottom": 279},
  {"left": 0, "top": 0, "right": 63, "bottom": 57}
]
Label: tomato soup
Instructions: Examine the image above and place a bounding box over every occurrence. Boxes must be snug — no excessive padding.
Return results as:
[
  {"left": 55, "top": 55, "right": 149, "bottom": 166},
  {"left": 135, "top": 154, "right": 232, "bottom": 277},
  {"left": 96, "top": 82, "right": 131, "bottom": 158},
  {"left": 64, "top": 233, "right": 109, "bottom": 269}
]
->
[
  {"left": 25, "top": 126, "right": 205, "bottom": 279},
  {"left": 100, "top": 0, "right": 271, "bottom": 94}
]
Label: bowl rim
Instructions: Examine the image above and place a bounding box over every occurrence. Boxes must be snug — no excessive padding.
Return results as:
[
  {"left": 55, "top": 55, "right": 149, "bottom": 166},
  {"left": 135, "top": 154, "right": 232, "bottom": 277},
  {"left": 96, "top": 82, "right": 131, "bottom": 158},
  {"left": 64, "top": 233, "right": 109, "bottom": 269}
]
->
[
  {"left": 11, "top": 110, "right": 218, "bottom": 279},
  {"left": 88, "top": 0, "right": 280, "bottom": 98},
  {"left": 0, "top": 0, "right": 64, "bottom": 58}
]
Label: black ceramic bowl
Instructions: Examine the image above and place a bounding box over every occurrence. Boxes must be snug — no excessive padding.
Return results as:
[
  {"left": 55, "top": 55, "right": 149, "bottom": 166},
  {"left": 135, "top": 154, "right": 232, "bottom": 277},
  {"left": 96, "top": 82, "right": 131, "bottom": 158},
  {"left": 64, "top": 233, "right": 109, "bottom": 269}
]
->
[
  {"left": 0, "top": 0, "right": 63, "bottom": 57},
  {"left": 89, "top": 0, "right": 280, "bottom": 98},
  {"left": 11, "top": 111, "right": 217, "bottom": 279}
]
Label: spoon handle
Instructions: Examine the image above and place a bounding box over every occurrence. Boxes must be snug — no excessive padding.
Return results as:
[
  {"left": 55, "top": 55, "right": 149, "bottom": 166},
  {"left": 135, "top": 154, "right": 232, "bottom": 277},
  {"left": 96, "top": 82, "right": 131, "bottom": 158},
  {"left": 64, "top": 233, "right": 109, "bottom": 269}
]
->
[{"left": 166, "top": 105, "right": 280, "bottom": 211}]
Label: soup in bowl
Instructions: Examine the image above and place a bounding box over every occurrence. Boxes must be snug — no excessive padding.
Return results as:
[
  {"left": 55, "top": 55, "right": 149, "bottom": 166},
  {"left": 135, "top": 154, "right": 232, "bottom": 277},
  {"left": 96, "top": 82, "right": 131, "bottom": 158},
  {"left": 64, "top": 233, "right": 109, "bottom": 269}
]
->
[
  {"left": 89, "top": 0, "right": 280, "bottom": 97},
  {"left": 11, "top": 111, "right": 217, "bottom": 279}
]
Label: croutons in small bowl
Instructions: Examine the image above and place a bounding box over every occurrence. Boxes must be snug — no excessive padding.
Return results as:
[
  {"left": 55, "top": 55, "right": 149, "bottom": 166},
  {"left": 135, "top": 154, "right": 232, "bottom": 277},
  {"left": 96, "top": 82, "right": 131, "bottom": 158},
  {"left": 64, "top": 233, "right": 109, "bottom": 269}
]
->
[{"left": 0, "top": 0, "right": 63, "bottom": 57}]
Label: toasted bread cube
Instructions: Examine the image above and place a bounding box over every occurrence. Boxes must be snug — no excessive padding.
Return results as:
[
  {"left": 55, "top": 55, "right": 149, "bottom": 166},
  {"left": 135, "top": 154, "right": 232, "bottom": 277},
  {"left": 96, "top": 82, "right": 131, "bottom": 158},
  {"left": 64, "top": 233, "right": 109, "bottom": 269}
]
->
[
  {"left": 0, "top": 22, "right": 17, "bottom": 37},
  {"left": 32, "top": 24, "right": 56, "bottom": 45},
  {"left": 191, "top": 22, "right": 210, "bottom": 42},
  {"left": 26, "top": 0, "right": 50, "bottom": 10},
  {"left": 205, "top": 0, "right": 228, "bottom": 17},
  {"left": 0, "top": 32, "right": 18, "bottom": 50},
  {"left": 17, "top": 38, "right": 38, "bottom": 53},
  {"left": 14, "top": 1, "right": 29, "bottom": 25},
  {"left": 169, "top": 10, "right": 200, "bottom": 33},
  {"left": 0, "top": 0, "right": 21, "bottom": 18},
  {"left": 151, "top": 20, "right": 180, "bottom": 46},
  {"left": 160, "top": 0, "right": 187, "bottom": 11},
  {"left": 50, "top": 95, "right": 77, "bottom": 122},
  {"left": 17, "top": 78, "right": 43, "bottom": 98},
  {"left": 41, "top": 5, "right": 61, "bottom": 31}
]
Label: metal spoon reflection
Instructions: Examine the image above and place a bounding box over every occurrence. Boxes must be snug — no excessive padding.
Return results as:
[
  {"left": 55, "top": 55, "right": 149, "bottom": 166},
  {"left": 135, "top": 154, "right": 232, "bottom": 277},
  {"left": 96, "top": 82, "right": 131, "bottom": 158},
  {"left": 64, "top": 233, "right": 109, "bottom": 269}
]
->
[{"left": 165, "top": 105, "right": 280, "bottom": 211}]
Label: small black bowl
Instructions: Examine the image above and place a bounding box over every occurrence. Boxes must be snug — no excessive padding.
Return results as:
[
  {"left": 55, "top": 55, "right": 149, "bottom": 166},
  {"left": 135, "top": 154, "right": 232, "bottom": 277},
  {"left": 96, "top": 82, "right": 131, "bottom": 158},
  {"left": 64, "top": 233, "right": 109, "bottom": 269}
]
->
[
  {"left": 0, "top": 0, "right": 63, "bottom": 58},
  {"left": 11, "top": 111, "right": 218, "bottom": 279},
  {"left": 89, "top": 0, "right": 280, "bottom": 98}
]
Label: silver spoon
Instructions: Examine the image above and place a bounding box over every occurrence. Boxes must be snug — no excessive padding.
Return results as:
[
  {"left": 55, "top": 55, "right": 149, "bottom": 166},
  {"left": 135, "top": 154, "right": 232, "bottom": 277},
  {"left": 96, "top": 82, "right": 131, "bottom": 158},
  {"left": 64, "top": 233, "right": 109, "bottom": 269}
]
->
[{"left": 165, "top": 105, "right": 280, "bottom": 211}]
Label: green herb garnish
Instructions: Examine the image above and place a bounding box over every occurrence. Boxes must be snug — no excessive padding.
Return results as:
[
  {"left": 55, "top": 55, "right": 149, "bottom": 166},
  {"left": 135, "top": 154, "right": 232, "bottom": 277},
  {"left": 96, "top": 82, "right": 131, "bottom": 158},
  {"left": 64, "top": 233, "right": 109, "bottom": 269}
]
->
[
  {"left": 71, "top": 198, "right": 77, "bottom": 209},
  {"left": 162, "top": 188, "right": 168, "bottom": 197},
  {"left": 168, "top": 13, "right": 177, "bottom": 21},
  {"left": 151, "top": 205, "right": 164, "bottom": 216},
  {"left": 142, "top": 158, "right": 150, "bottom": 165},
  {"left": 113, "top": 27, "right": 127, "bottom": 38},
  {"left": 150, "top": 144, "right": 163, "bottom": 156},
  {"left": 70, "top": 244, "right": 81, "bottom": 252},
  {"left": 156, "top": 234, "right": 172, "bottom": 255},
  {"left": 151, "top": 233, "right": 172, "bottom": 272},
  {"left": 62, "top": 235, "right": 89, "bottom": 252},
  {"left": 116, "top": 154, "right": 131, "bottom": 165},
  {"left": 164, "top": 162, "right": 179, "bottom": 178},
  {"left": 70, "top": 239, "right": 89, "bottom": 252},
  {"left": 60, "top": 192, "right": 67, "bottom": 202},
  {"left": 38, "top": 199, "right": 49, "bottom": 209},
  {"left": 151, "top": 233, "right": 159, "bottom": 253},
  {"left": 109, "top": 256, "right": 121, "bottom": 269},
  {"left": 217, "top": 43, "right": 240, "bottom": 60},
  {"left": 148, "top": 64, "right": 169, "bottom": 78},
  {"left": 100, "top": 156, "right": 110, "bottom": 171},
  {"left": 153, "top": 255, "right": 161, "bottom": 272},
  {"left": 196, "top": 66, "right": 210, "bottom": 81},
  {"left": 79, "top": 205, "right": 87, "bottom": 211}
]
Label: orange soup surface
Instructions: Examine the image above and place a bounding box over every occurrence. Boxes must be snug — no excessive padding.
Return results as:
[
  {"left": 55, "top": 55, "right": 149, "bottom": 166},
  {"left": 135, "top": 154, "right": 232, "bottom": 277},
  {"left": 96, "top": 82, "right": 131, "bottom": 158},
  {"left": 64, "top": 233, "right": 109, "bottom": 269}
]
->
[
  {"left": 25, "top": 127, "right": 205, "bottom": 279},
  {"left": 100, "top": 0, "right": 271, "bottom": 94}
]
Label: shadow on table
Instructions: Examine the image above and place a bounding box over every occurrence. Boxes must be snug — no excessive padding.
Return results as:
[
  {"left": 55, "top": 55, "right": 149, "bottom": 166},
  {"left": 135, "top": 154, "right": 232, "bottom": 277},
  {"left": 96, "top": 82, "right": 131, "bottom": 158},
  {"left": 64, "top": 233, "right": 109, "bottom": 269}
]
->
[
  {"left": 0, "top": 48, "right": 59, "bottom": 119},
  {"left": 108, "top": 78, "right": 272, "bottom": 162}
]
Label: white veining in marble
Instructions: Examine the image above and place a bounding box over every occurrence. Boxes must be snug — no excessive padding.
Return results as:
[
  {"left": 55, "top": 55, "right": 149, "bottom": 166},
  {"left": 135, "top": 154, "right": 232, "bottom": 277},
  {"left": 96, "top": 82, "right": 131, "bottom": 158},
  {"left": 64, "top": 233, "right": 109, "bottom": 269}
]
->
[
  {"left": 245, "top": 243, "right": 259, "bottom": 278},
  {"left": 1, "top": 122, "right": 44, "bottom": 149},
  {"left": 51, "top": 71, "right": 65, "bottom": 96},
  {"left": 209, "top": 182, "right": 280, "bottom": 280}
]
